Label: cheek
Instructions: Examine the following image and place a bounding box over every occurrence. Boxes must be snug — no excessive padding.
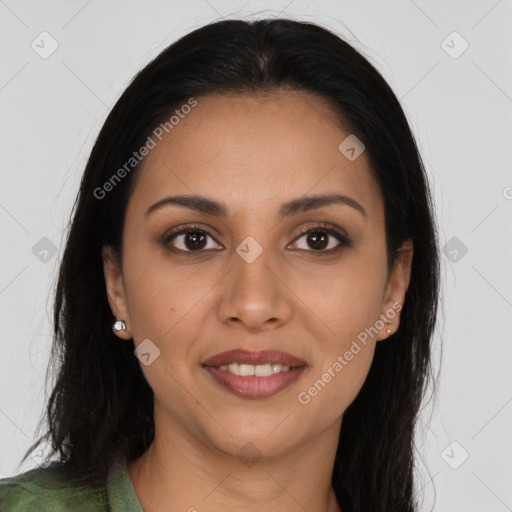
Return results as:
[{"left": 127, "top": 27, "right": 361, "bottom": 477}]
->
[
  {"left": 124, "top": 276, "right": 172, "bottom": 342},
  {"left": 292, "top": 264, "right": 384, "bottom": 411},
  {"left": 122, "top": 250, "right": 221, "bottom": 357},
  {"left": 122, "top": 254, "right": 182, "bottom": 343},
  {"left": 294, "top": 260, "right": 385, "bottom": 342},
  {"left": 297, "top": 323, "right": 377, "bottom": 423}
]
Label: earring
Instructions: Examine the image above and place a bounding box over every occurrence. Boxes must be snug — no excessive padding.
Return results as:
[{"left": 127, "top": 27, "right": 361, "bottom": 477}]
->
[
  {"left": 385, "top": 319, "right": 392, "bottom": 334},
  {"left": 112, "top": 320, "right": 126, "bottom": 333}
]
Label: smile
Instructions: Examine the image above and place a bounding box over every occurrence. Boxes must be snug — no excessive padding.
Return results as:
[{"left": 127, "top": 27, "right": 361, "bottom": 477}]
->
[
  {"left": 204, "top": 366, "right": 306, "bottom": 399},
  {"left": 218, "top": 362, "right": 291, "bottom": 376},
  {"left": 202, "top": 348, "right": 307, "bottom": 399}
]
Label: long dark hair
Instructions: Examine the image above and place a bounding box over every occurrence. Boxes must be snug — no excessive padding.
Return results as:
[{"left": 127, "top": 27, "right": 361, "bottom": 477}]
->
[{"left": 21, "top": 17, "right": 440, "bottom": 512}]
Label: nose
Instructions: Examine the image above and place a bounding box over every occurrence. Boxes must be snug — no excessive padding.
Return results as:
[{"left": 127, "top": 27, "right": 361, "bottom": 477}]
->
[{"left": 217, "top": 243, "right": 293, "bottom": 333}]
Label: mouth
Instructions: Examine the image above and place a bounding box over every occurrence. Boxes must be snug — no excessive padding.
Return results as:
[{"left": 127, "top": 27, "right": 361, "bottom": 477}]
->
[{"left": 202, "top": 349, "right": 307, "bottom": 399}]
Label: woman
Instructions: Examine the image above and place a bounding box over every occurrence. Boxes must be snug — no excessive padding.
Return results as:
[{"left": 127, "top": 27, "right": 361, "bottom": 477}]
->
[{"left": 0, "top": 17, "right": 440, "bottom": 512}]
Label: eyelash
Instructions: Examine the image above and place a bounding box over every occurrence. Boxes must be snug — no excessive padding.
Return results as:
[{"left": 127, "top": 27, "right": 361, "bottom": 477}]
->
[{"left": 161, "top": 222, "right": 352, "bottom": 256}]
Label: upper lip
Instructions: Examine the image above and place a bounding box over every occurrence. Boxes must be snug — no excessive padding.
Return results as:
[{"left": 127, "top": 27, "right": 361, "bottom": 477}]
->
[{"left": 202, "top": 349, "right": 306, "bottom": 368}]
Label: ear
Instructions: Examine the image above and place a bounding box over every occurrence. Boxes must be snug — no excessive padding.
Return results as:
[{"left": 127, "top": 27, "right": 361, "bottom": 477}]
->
[
  {"left": 102, "top": 245, "right": 132, "bottom": 340},
  {"left": 376, "top": 239, "right": 413, "bottom": 341}
]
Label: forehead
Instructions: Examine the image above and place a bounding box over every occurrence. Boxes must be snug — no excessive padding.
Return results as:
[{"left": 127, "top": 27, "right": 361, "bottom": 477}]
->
[{"left": 126, "top": 90, "right": 382, "bottom": 221}]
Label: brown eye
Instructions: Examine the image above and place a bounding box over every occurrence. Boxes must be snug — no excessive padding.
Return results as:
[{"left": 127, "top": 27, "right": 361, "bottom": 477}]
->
[
  {"left": 163, "top": 226, "right": 222, "bottom": 252},
  {"left": 162, "top": 223, "right": 351, "bottom": 256},
  {"left": 302, "top": 231, "right": 330, "bottom": 251},
  {"left": 290, "top": 224, "right": 352, "bottom": 254}
]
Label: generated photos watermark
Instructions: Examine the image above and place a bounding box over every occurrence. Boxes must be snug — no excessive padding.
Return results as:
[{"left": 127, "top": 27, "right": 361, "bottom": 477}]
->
[
  {"left": 94, "top": 97, "right": 198, "bottom": 200},
  {"left": 297, "top": 301, "right": 402, "bottom": 405}
]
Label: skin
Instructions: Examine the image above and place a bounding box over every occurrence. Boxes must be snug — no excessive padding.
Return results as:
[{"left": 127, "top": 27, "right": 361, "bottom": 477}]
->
[{"left": 103, "top": 89, "right": 413, "bottom": 512}]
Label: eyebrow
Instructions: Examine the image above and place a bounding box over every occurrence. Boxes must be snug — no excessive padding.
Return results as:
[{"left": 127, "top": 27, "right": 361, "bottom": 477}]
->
[{"left": 145, "top": 193, "right": 367, "bottom": 219}]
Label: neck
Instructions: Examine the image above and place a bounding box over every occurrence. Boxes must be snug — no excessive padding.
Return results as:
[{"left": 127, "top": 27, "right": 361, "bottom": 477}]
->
[{"left": 128, "top": 411, "right": 343, "bottom": 512}]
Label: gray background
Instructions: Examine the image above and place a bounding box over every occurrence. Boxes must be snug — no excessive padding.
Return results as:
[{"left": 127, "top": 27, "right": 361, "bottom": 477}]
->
[{"left": 1, "top": 1, "right": 511, "bottom": 510}]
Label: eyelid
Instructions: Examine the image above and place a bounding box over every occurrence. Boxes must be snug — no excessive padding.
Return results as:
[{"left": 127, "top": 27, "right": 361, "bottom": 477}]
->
[
  {"left": 161, "top": 222, "right": 352, "bottom": 253},
  {"left": 162, "top": 223, "right": 222, "bottom": 252},
  {"left": 290, "top": 222, "right": 352, "bottom": 252},
  {"left": 294, "top": 221, "right": 348, "bottom": 239}
]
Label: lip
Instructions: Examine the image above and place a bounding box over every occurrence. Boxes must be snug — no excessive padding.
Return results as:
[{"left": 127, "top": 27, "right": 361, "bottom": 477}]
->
[
  {"left": 202, "top": 349, "right": 306, "bottom": 368},
  {"left": 204, "top": 366, "right": 306, "bottom": 399},
  {"left": 202, "top": 349, "right": 307, "bottom": 399}
]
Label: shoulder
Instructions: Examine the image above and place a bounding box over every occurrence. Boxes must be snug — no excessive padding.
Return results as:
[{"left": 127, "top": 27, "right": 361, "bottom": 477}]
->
[{"left": 0, "top": 464, "right": 109, "bottom": 511}]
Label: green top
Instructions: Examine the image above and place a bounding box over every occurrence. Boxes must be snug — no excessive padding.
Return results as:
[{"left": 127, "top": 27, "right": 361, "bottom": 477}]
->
[{"left": 0, "top": 454, "right": 144, "bottom": 511}]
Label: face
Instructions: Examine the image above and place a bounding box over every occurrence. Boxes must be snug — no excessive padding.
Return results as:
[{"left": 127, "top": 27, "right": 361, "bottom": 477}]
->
[{"left": 103, "top": 89, "right": 413, "bottom": 459}]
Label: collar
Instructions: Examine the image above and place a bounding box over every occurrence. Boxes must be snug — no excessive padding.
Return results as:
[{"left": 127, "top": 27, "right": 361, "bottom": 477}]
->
[{"left": 107, "top": 453, "right": 144, "bottom": 512}]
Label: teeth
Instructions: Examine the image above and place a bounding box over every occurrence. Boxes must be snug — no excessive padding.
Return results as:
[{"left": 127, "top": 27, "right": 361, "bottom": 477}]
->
[
  {"left": 218, "top": 363, "right": 292, "bottom": 376},
  {"left": 239, "top": 364, "right": 254, "bottom": 376}
]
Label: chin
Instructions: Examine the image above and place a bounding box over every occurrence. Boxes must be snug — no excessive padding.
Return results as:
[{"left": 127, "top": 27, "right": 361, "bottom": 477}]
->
[{"left": 202, "top": 420, "right": 303, "bottom": 460}]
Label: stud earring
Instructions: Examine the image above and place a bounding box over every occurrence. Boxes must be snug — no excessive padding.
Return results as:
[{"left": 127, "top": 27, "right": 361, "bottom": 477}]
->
[
  {"left": 385, "top": 318, "right": 393, "bottom": 334},
  {"left": 112, "top": 320, "right": 126, "bottom": 333}
]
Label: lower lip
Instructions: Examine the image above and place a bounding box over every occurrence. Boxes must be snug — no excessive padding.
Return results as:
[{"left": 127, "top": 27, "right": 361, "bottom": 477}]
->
[{"left": 204, "top": 366, "right": 306, "bottom": 399}]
